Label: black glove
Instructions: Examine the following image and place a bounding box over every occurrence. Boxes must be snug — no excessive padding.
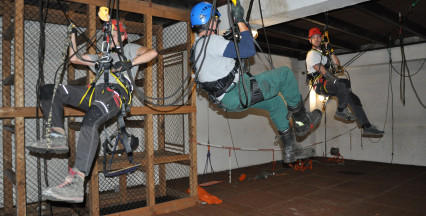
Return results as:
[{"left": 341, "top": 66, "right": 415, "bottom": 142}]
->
[
  {"left": 324, "top": 70, "right": 338, "bottom": 84},
  {"left": 231, "top": 0, "right": 245, "bottom": 23},
  {"left": 67, "top": 23, "right": 77, "bottom": 34},
  {"left": 114, "top": 60, "right": 133, "bottom": 72}
]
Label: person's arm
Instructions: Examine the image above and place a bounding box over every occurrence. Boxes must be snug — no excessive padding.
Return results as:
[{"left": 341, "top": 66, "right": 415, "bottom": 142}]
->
[
  {"left": 68, "top": 31, "right": 96, "bottom": 66},
  {"left": 132, "top": 46, "right": 158, "bottom": 66},
  {"left": 308, "top": 51, "right": 338, "bottom": 83},
  {"left": 113, "top": 45, "right": 158, "bottom": 72},
  {"left": 223, "top": 22, "right": 255, "bottom": 59}
]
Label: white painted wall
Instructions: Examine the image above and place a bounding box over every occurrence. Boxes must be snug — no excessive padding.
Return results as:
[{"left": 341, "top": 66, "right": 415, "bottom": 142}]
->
[{"left": 196, "top": 43, "right": 426, "bottom": 174}]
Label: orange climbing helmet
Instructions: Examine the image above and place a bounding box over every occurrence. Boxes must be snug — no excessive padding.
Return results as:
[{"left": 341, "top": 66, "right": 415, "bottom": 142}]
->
[
  {"left": 110, "top": 19, "right": 128, "bottom": 40},
  {"left": 308, "top": 27, "right": 322, "bottom": 38}
]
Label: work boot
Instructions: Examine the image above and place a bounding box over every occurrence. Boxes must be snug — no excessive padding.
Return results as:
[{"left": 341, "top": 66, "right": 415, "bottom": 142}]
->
[
  {"left": 362, "top": 125, "right": 384, "bottom": 137},
  {"left": 42, "top": 167, "right": 85, "bottom": 203},
  {"left": 334, "top": 108, "right": 356, "bottom": 122},
  {"left": 287, "top": 97, "right": 323, "bottom": 136},
  {"left": 278, "top": 128, "right": 315, "bottom": 163},
  {"left": 26, "top": 130, "right": 69, "bottom": 154}
]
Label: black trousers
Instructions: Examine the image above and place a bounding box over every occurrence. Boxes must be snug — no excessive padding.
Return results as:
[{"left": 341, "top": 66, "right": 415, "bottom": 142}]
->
[
  {"left": 40, "top": 83, "right": 127, "bottom": 175},
  {"left": 315, "top": 78, "right": 370, "bottom": 127}
]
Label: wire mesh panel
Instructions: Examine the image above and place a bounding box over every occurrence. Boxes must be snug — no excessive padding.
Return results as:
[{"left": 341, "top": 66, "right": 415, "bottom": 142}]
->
[{"left": 1, "top": 1, "right": 195, "bottom": 215}]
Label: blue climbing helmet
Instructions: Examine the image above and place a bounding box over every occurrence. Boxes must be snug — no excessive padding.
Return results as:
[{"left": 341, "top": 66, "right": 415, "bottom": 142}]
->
[{"left": 190, "top": 2, "right": 221, "bottom": 27}]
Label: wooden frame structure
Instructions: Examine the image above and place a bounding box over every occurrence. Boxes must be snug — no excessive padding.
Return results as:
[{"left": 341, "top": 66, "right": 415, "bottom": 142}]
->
[{"left": 0, "top": 0, "right": 198, "bottom": 215}]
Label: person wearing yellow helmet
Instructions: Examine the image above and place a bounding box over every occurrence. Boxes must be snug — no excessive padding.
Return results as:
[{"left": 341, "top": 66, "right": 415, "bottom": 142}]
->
[{"left": 26, "top": 19, "right": 158, "bottom": 203}]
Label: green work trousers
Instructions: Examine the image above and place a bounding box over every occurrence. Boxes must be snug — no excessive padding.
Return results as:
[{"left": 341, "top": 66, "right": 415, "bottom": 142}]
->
[{"left": 220, "top": 66, "right": 301, "bottom": 131}]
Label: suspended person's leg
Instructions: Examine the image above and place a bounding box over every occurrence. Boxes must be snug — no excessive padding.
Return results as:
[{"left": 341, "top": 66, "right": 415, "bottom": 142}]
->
[
  {"left": 251, "top": 95, "right": 315, "bottom": 163},
  {"left": 323, "top": 79, "right": 356, "bottom": 122},
  {"left": 253, "top": 66, "right": 322, "bottom": 136},
  {"left": 347, "top": 92, "right": 384, "bottom": 137},
  {"left": 26, "top": 84, "right": 91, "bottom": 154},
  {"left": 42, "top": 85, "right": 121, "bottom": 203}
]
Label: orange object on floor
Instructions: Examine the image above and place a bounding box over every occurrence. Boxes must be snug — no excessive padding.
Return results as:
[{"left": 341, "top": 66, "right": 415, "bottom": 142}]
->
[
  {"left": 197, "top": 186, "right": 222, "bottom": 204},
  {"left": 289, "top": 159, "right": 313, "bottom": 172},
  {"left": 239, "top": 173, "right": 246, "bottom": 182}
]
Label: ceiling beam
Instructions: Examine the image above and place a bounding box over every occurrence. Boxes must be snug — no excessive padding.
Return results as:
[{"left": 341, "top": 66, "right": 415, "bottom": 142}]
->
[
  {"left": 264, "top": 24, "right": 358, "bottom": 51},
  {"left": 256, "top": 35, "right": 308, "bottom": 53},
  {"left": 255, "top": 44, "right": 302, "bottom": 59},
  {"left": 302, "top": 15, "right": 388, "bottom": 45},
  {"left": 355, "top": 1, "right": 426, "bottom": 39}
]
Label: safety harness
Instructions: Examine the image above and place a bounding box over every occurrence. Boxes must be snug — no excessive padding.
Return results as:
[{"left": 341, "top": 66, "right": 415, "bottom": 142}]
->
[
  {"left": 191, "top": 35, "right": 264, "bottom": 107},
  {"left": 78, "top": 17, "right": 140, "bottom": 177}
]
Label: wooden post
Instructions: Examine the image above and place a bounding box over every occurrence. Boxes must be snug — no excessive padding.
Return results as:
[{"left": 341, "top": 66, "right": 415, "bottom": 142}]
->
[
  {"left": 156, "top": 26, "right": 167, "bottom": 197},
  {"left": 2, "top": 0, "right": 14, "bottom": 215},
  {"left": 144, "top": 0, "right": 155, "bottom": 207},
  {"left": 87, "top": 5, "right": 100, "bottom": 216},
  {"left": 67, "top": 11, "right": 77, "bottom": 167},
  {"left": 187, "top": 24, "right": 198, "bottom": 197},
  {"left": 14, "top": 0, "right": 26, "bottom": 215}
]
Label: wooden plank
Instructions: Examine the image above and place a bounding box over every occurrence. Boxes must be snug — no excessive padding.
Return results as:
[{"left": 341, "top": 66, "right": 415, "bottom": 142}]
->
[
  {"left": 14, "top": 0, "right": 26, "bottom": 215},
  {"left": 157, "top": 26, "right": 167, "bottom": 197},
  {"left": 86, "top": 5, "right": 100, "bottom": 216},
  {"left": 104, "top": 196, "right": 198, "bottom": 216},
  {"left": 0, "top": 105, "right": 196, "bottom": 118},
  {"left": 2, "top": 1, "right": 14, "bottom": 214},
  {"left": 188, "top": 23, "right": 198, "bottom": 198},
  {"left": 144, "top": 7, "right": 156, "bottom": 206},
  {"left": 65, "top": 0, "right": 190, "bottom": 22},
  {"left": 158, "top": 43, "right": 188, "bottom": 56},
  {"left": 97, "top": 151, "right": 189, "bottom": 171}
]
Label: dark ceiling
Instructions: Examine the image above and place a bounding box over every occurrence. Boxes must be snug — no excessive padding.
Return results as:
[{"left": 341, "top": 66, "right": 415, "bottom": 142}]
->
[
  {"left": 173, "top": 0, "right": 426, "bottom": 60},
  {"left": 22, "top": 0, "right": 425, "bottom": 60}
]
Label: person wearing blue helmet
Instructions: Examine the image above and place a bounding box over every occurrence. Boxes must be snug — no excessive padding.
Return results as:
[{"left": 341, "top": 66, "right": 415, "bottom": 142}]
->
[{"left": 190, "top": 1, "right": 323, "bottom": 164}]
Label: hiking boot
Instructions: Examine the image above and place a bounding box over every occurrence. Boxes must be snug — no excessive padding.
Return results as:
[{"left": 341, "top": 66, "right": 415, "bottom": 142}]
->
[
  {"left": 42, "top": 167, "right": 85, "bottom": 203},
  {"left": 293, "top": 109, "right": 323, "bottom": 137},
  {"left": 278, "top": 128, "right": 316, "bottom": 163},
  {"left": 362, "top": 125, "right": 384, "bottom": 137},
  {"left": 26, "top": 130, "right": 68, "bottom": 154},
  {"left": 287, "top": 96, "right": 323, "bottom": 137},
  {"left": 334, "top": 108, "right": 356, "bottom": 122}
]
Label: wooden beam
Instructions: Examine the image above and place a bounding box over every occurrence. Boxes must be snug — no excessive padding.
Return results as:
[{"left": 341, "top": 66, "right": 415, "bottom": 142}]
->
[
  {"left": 188, "top": 23, "right": 198, "bottom": 198},
  {"left": 65, "top": 0, "right": 190, "bottom": 22},
  {"left": 0, "top": 105, "right": 196, "bottom": 118},
  {"left": 157, "top": 26, "right": 167, "bottom": 197},
  {"left": 2, "top": 1, "right": 14, "bottom": 214},
  {"left": 86, "top": 6, "right": 100, "bottom": 216},
  {"left": 158, "top": 43, "right": 189, "bottom": 56},
  {"left": 143, "top": 3, "right": 155, "bottom": 207},
  {"left": 14, "top": 0, "right": 27, "bottom": 215}
]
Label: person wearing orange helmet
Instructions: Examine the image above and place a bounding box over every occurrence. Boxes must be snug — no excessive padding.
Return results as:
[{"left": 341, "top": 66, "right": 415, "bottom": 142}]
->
[
  {"left": 26, "top": 19, "right": 158, "bottom": 203},
  {"left": 306, "top": 27, "right": 384, "bottom": 137}
]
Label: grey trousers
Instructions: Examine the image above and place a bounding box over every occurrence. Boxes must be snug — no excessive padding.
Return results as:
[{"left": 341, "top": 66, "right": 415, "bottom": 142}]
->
[
  {"left": 40, "top": 83, "right": 126, "bottom": 175},
  {"left": 315, "top": 78, "right": 370, "bottom": 127}
]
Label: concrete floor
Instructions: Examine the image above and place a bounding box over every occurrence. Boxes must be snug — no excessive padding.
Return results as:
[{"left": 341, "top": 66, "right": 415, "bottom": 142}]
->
[{"left": 160, "top": 158, "right": 426, "bottom": 216}]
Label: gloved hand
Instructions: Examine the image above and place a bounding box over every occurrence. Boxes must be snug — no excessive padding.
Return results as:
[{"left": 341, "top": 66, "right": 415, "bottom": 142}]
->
[
  {"left": 324, "top": 70, "right": 338, "bottom": 84},
  {"left": 67, "top": 23, "right": 77, "bottom": 34},
  {"left": 114, "top": 60, "right": 133, "bottom": 72},
  {"left": 231, "top": 0, "right": 245, "bottom": 23}
]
